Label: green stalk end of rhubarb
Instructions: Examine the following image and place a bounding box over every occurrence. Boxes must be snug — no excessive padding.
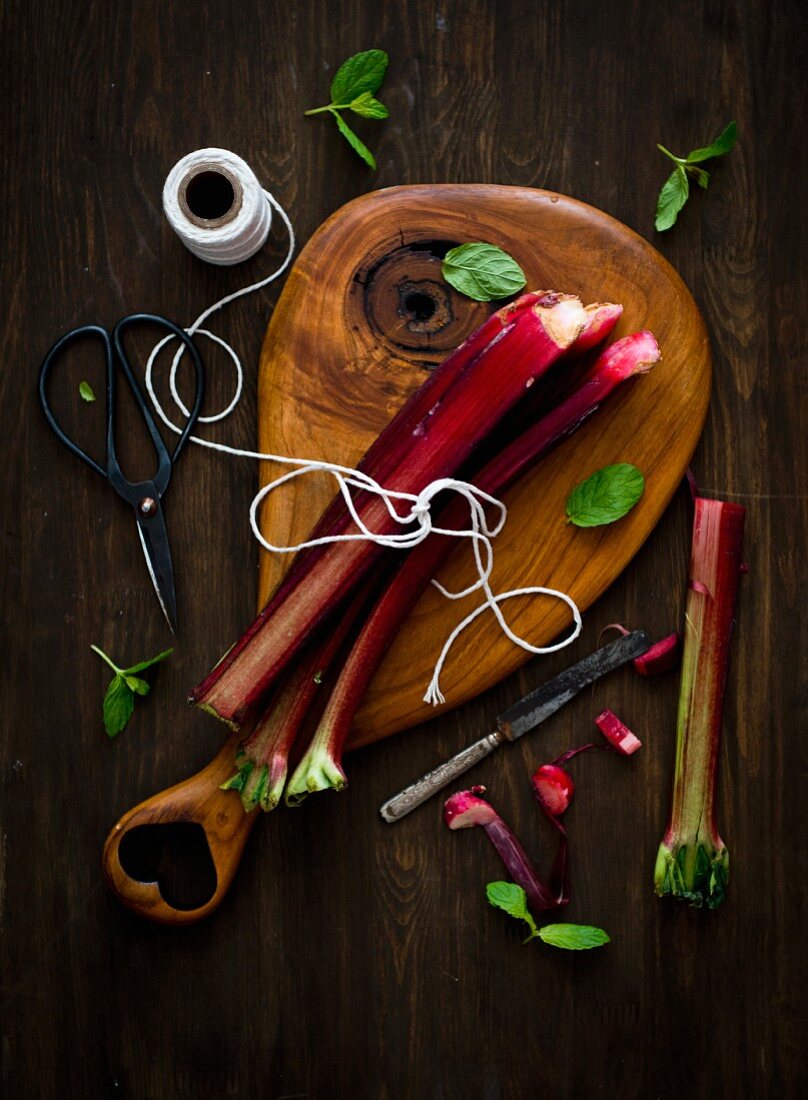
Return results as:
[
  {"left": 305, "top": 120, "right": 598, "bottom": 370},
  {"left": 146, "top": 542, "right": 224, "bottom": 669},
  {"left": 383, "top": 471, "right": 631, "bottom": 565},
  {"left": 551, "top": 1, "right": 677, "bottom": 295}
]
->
[
  {"left": 654, "top": 840, "right": 729, "bottom": 909},
  {"left": 284, "top": 743, "right": 348, "bottom": 806}
]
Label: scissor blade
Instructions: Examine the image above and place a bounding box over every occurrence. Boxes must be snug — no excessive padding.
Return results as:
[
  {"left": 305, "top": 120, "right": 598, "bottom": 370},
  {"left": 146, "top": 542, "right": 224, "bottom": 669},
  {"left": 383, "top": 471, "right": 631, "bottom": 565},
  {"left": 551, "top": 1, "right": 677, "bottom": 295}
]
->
[
  {"left": 135, "top": 499, "right": 178, "bottom": 633},
  {"left": 496, "top": 630, "right": 650, "bottom": 740}
]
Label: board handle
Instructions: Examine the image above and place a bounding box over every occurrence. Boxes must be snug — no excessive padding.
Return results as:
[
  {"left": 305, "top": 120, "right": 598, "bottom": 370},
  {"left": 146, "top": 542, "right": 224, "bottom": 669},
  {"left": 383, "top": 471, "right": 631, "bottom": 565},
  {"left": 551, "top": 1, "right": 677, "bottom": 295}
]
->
[{"left": 102, "top": 737, "right": 258, "bottom": 925}]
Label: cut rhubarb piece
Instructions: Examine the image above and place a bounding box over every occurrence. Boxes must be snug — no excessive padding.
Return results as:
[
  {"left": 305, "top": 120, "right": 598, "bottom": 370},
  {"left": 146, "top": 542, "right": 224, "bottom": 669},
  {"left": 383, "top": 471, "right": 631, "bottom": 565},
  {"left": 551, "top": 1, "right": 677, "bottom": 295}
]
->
[
  {"left": 531, "top": 764, "right": 575, "bottom": 815},
  {"left": 598, "top": 623, "right": 681, "bottom": 676},
  {"left": 291, "top": 329, "right": 660, "bottom": 793},
  {"left": 594, "top": 708, "right": 642, "bottom": 756},
  {"left": 633, "top": 632, "right": 680, "bottom": 675},
  {"left": 444, "top": 788, "right": 566, "bottom": 912},
  {"left": 192, "top": 292, "right": 590, "bottom": 729},
  {"left": 654, "top": 497, "right": 745, "bottom": 908}
]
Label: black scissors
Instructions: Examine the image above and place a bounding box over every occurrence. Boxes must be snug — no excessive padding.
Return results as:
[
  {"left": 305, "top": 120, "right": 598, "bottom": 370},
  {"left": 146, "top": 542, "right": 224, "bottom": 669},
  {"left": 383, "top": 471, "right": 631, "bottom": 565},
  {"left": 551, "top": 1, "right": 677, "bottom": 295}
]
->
[{"left": 38, "top": 313, "right": 204, "bottom": 633}]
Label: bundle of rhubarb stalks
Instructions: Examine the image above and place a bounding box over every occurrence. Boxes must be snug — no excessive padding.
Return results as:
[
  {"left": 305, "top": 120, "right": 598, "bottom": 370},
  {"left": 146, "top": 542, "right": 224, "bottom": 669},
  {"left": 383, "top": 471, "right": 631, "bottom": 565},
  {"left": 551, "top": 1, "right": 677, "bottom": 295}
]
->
[{"left": 189, "top": 290, "right": 661, "bottom": 812}]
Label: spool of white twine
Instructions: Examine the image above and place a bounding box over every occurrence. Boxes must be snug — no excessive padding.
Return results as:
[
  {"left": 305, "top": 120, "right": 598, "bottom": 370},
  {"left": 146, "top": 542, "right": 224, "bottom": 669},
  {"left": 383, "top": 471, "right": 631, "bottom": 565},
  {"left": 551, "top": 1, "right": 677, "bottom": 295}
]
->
[{"left": 162, "top": 148, "right": 274, "bottom": 265}]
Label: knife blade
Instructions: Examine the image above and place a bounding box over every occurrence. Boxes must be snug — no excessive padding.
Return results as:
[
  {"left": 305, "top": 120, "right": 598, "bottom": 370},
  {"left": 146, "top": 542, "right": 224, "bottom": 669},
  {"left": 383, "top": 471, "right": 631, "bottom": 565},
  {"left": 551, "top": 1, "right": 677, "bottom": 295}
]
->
[{"left": 379, "top": 630, "right": 650, "bottom": 822}]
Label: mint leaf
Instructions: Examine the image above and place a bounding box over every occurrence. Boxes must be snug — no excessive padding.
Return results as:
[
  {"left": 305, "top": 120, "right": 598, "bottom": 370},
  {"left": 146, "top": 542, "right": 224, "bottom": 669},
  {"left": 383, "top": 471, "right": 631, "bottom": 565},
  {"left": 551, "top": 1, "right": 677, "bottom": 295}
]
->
[
  {"left": 486, "top": 882, "right": 539, "bottom": 941},
  {"left": 332, "top": 110, "right": 376, "bottom": 169},
  {"left": 305, "top": 50, "right": 389, "bottom": 169},
  {"left": 655, "top": 166, "right": 689, "bottom": 231},
  {"left": 442, "top": 243, "right": 526, "bottom": 302},
  {"left": 330, "top": 49, "right": 388, "bottom": 103},
  {"left": 655, "top": 122, "right": 736, "bottom": 230},
  {"left": 349, "top": 91, "right": 389, "bottom": 119},
  {"left": 685, "top": 121, "right": 737, "bottom": 164},
  {"left": 124, "top": 675, "right": 151, "bottom": 696},
  {"left": 79, "top": 381, "right": 96, "bottom": 402},
  {"left": 103, "top": 675, "right": 135, "bottom": 738},
  {"left": 565, "top": 463, "right": 644, "bottom": 527},
  {"left": 93, "top": 645, "right": 172, "bottom": 738},
  {"left": 124, "top": 647, "right": 173, "bottom": 676},
  {"left": 688, "top": 165, "right": 710, "bottom": 190},
  {"left": 537, "top": 923, "right": 610, "bottom": 950}
]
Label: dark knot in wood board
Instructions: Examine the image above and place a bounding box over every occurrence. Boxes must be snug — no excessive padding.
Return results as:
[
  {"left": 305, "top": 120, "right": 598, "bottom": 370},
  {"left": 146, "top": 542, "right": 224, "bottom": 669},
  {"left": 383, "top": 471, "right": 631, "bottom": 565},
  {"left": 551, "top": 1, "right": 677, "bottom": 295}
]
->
[{"left": 354, "top": 239, "right": 492, "bottom": 365}]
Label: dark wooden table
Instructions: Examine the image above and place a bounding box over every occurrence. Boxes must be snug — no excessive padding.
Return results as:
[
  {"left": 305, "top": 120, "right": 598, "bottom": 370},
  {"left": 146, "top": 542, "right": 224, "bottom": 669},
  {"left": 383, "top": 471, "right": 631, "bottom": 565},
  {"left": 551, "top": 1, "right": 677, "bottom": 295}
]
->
[{"left": 2, "top": 2, "right": 805, "bottom": 1096}]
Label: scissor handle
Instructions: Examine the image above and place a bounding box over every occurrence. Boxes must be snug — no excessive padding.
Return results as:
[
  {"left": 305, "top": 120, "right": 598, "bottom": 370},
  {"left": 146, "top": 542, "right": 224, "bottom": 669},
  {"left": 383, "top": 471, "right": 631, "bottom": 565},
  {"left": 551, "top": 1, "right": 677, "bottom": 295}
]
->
[
  {"left": 111, "top": 314, "right": 205, "bottom": 498},
  {"left": 38, "top": 324, "right": 111, "bottom": 477},
  {"left": 38, "top": 314, "right": 205, "bottom": 497},
  {"left": 102, "top": 735, "right": 258, "bottom": 925}
]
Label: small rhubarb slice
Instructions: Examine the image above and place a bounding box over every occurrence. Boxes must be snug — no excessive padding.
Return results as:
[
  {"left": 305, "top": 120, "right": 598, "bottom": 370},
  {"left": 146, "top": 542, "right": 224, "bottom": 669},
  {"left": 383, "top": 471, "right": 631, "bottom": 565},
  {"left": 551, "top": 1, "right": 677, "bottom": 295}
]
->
[
  {"left": 193, "top": 292, "right": 590, "bottom": 728},
  {"left": 654, "top": 497, "right": 745, "bottom": 908},
  {"left": 633, "top": 632, "right": 680, "bottom": 676},
  {"left": 594, "top": 708, "right": 642, "bottom": 756},
  {"left": 289, "top": 329, "right": 660, "bottom": 794},
  {"left": 531, "top": 764, "right": 575, "bottom": 815}
]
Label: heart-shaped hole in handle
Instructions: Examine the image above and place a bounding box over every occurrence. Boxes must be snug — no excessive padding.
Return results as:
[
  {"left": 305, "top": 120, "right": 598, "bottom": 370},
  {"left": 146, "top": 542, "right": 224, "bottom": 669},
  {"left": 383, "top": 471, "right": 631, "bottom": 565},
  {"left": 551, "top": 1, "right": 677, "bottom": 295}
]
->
[{"left": 118, "top": 822, "right": 218, "bottom": 911}]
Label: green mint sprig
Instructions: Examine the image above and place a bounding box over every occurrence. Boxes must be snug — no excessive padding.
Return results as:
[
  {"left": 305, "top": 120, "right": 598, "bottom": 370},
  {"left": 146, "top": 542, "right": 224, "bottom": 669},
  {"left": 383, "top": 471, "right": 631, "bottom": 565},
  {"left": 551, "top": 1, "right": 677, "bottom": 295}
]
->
[
  {"left": 304, "top": 49, "right": 389, "bottom": 169},
  {"left": 91, "top": 644, "right": 173, "bottom": 738},
  {"left": 486, "top": 883, "right": 610, "bottom": 950},
  {"left": 441, "top": 243, "right": 527, "bottom": 302},
  {"left": 565, "top": 463, "right": 645, "bottom": 528},
  {"left": 655, "top": 121, "right": 737, "bottom": 231}
]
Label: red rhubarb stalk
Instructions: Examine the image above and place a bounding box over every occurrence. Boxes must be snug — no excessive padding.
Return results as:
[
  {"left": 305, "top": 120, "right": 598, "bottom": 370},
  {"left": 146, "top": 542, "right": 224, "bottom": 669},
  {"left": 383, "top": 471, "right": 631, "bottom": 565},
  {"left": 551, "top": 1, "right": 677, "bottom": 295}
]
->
[
  {"left": 285, "top": 330, "right": 660, "bottom": 800},
  {"left": 654, "top": 496, "right": 745, "bottom": 908},
  {"left": 192, "top": 293, "right": 591, "bottom": 728},
  {"left": 221, "top": 581, "right": 382, "bottom": 810}
]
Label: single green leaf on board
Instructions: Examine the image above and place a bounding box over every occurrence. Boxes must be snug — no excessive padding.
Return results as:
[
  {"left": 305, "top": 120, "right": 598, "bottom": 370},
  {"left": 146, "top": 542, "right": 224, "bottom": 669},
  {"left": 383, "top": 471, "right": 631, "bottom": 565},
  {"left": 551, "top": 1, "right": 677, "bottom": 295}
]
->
[
  {"left": 655, "top": 166, "right": 690, "bottom": 231},
  {"left": 103, "top": 675, "right": 135, "bottom": 738},
  {"left": 331, "top": 109, "right": 376, "bottom": 169},
  {"left": 565, "top": 463, "right": 645, "bottom": 527},
  {"left": 79, "top": 381, "right": 96, "bottom": 402},
  {"left": 685, "top": 121, "right": 738, "bottom": 164},
  {"left": 349, "top": 91, "right": 389, "bottom": 119},
  {"left": 688, "top": 165, "right": 711, "bottom": 190},
  {"left": 486, "top": 882, "right": 539, "bottom": 942},
  {"left": 442, "top": 243, "right": 527, "bottom": 302},
  {"left": 537, "top": 923, "right": 611, "bottom": 950},
  {"left": 330, "top": 49, "right": 388, "bottom": 104}
]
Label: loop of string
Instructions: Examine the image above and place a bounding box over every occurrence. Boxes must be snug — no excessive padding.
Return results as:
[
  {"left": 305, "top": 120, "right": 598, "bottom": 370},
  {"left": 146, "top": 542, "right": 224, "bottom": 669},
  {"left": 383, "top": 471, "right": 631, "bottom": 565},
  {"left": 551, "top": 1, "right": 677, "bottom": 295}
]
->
[{"left": 148, "top": 154, "right": 582, "bottom": 704}]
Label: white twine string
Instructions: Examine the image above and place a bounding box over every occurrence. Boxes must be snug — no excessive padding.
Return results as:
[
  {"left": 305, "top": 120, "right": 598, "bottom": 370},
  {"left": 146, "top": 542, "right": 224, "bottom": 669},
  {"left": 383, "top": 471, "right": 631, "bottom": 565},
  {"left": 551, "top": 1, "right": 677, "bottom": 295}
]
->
[{"left": 147, "top": 149, "right": 582, "bottom": 705}]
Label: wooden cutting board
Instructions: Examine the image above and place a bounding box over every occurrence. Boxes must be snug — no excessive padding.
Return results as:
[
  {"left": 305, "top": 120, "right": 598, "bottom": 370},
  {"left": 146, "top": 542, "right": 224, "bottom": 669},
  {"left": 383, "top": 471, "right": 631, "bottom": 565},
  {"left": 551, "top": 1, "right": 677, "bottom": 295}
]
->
[{"left": 256, "top": 184, "right": 710, "bottom": 747}]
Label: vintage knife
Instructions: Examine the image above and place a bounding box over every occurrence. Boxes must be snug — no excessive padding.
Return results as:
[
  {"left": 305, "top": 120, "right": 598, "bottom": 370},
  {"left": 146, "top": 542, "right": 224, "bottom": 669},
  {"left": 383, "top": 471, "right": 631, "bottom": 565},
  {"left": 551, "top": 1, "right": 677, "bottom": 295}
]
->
[{"left": 379, "top": 630, "right": 650, "bottom": 822}]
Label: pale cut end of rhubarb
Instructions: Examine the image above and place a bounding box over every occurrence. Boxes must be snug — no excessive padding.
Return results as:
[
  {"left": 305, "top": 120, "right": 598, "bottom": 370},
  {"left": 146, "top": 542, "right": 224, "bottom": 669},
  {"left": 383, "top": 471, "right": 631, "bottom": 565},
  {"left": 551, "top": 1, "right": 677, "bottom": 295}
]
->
[
  {"left": 595, "top": 708, "right": 642, "bottom": 755},
  {"left": 284, "top": 744, "right": 348, "bottom": 806},
  {"left": 574, "top": 302, "right": 624, "bottom": 352},
  {"left": 443, "top": 788, "right": 498, "bottom": 829},
  {"left": 532, "top": 294, "right": 587, "bottom": 347}
]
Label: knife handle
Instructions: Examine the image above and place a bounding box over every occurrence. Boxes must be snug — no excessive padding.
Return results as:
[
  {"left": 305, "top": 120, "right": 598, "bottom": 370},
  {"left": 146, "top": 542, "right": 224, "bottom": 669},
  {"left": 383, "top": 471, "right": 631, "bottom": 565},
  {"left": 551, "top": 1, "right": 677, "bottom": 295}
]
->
[{"left": 379, "top": 731, "right": 504, "bottom": 822}]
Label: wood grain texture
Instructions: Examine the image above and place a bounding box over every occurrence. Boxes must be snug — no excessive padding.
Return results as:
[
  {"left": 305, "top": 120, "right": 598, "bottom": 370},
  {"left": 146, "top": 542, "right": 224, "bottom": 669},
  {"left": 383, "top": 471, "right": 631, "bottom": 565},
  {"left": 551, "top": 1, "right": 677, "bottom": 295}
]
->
[
  {"left": 1, "top": 0, "right": 806, "bottom": 1097},
  {"left": 255, "top": 183, "right": 710, "bottom": 742}
]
